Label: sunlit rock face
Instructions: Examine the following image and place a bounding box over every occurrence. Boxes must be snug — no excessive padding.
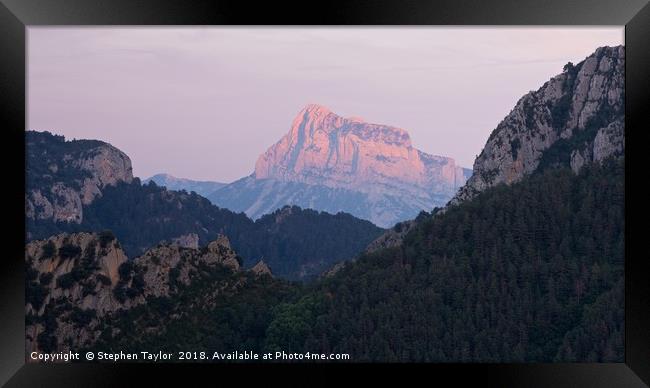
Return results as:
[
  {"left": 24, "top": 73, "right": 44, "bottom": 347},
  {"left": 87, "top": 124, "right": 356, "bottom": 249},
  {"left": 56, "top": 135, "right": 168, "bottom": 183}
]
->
[
  {"left": 255, "top": 104, "right": 468, "bottom": 195},
  {"left": 211, "top": 104, "right": 471, "bottom": 228}
]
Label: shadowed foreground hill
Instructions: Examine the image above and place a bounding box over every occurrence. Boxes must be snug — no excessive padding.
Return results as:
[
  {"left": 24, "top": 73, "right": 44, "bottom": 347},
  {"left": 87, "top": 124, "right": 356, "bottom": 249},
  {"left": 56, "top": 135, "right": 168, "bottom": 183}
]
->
[{"left": 263, "top": 159, "right": 624, "bottom": 362}]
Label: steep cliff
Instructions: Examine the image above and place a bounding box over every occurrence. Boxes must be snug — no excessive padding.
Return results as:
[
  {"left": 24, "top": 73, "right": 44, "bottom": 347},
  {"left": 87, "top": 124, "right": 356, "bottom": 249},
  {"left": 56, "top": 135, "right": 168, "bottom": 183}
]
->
[
  {"left": 368, "top": 45, "right": 625, "bottom": 252},
  {"left": 450, "top": 45, "right": 624, "bottom": 206},
  {"left": 25, "top": 232, "right": 244, "bottom": 355},
  {"left": 26, "top": 131, "right": 133, "bottom": 225},
  {"left": 254, "top": 104, "right": 468, "bottom": 193},
  {"left": 210, "top": 104, "right": 471, "bottom": 227}
]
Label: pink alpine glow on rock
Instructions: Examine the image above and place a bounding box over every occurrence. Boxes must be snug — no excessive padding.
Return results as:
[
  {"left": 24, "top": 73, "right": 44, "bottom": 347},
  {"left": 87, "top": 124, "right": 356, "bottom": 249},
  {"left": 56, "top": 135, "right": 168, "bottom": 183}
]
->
[{"left": 254, "top": 104, "right": 469, "bottom": 194}]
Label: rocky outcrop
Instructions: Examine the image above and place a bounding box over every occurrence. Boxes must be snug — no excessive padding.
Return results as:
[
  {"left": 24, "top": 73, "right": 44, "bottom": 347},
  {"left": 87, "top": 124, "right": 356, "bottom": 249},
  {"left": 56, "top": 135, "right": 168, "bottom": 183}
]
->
[
  {"left": 570, "top": 118, "right": 624, "bottom": 173},
  {"left": 74, "top": 145, "right": 134, "bottom": 205},
  {"left": 367, "top": 46, "right": 625, "bottom": 252},
  {"left": 171, "top": 233, "right": 200, "bottom": 249},
  {"left": 210, "top": 104, "right": 471, "bottom": 227},
  {"left": 26, "top": 183, "right": 84, "bottom": 223},
  {"left": 25, "top": 232, "right": 241, "bottom": 357},
  {"left": 254, "top": 104, "right": 469, "bottom": 193},
  {"left": 25, "top": 232, "right": 126, "bottom": 316},
  {"left": 25, "top": 232, "right": 127, "bottom": 356},
  {"left": 250, "top": 260, "right": 272, "bottom": 277},
  {"left": 449, "top": 46, "right": 624, "bottom": 206},
  {"left": 365, "top": 219, "right": 417, "bottom": 253},
  {"left": 26, "top": 131, "right": 133, "bottom": 224}
]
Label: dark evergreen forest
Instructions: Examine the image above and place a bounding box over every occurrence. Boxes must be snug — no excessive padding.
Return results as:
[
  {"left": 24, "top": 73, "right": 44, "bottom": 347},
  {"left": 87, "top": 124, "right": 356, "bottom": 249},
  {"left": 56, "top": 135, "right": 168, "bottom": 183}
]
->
[{"left": 85, "top": 159, "right": 624, "bottom": 362}]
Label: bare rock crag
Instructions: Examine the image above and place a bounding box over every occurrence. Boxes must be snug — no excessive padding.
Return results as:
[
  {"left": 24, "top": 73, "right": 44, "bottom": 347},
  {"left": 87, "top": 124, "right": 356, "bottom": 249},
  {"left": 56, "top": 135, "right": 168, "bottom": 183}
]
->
[
  {"left": 26, "top": 132, "right": 133, "bottom": 225},
  {"left": 368, "top": 45, "right": 625, "bottom": 252},
  {"left": 25, "top": 232, "right": 240, "bottom": 357},
  {"left": 449, "top": 45, "right": 624, "bottom": 206},
  {"left": 211, "top": 105, "right": 471, "bottom": 227}
]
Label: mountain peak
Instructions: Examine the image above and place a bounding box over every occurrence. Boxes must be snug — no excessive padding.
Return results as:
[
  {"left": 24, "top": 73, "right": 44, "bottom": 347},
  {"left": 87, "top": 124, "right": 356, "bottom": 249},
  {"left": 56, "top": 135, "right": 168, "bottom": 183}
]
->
[
  {"left": 449, "top": 45, "right": 624, "bottom": 207},
  {"left": 251, "top": 260, "right": 273, "bottom": 277},
  {"left": 26, "top": 130, "right": 133, "bottom": 224},
  {"left": 300, "top": 103, "right": 332, "bottom": 115},
  {"left": 244, "top": 105, "right": 470, "bottom": 227},
  {"left": 149, "top": 172, "right": 176, "bottom": 181}
]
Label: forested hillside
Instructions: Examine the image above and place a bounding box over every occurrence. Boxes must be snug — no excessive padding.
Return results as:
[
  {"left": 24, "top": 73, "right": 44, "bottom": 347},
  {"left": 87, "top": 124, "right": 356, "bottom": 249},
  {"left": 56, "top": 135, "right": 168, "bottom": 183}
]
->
[
  {"left": 267, "top": 159, "right": 625, "bottom": 361},
  {"left": 80, "top": 158, "right": 623, "bottom": 362}
]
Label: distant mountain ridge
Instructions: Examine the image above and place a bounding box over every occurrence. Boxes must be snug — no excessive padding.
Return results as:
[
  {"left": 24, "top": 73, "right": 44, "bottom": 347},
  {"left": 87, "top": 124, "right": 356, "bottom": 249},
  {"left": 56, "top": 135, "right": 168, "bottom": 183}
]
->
[
  {"left": 209, "top": 104, "right": 471, "bottom": 227},
  {"left": 144, "top": 173, "right": 226, "bottom": 198}
]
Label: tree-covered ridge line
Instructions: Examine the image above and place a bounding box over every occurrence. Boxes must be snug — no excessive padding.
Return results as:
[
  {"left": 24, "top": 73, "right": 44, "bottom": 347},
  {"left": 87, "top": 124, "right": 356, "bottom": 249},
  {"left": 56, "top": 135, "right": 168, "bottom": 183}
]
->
[
  {"left": 27, "top": 131, "right": 110, "bottom": 192},
  {"left": 261, "top": 158, "right": 624, "bottom": 361}
]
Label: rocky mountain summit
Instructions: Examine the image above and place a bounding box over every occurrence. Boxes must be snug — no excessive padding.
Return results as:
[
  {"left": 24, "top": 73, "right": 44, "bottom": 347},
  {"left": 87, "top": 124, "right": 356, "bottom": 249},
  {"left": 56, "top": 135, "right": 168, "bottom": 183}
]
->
[
  {"left": 368, "top": 45, "right": 625, "bottom": 252},
  {"left": 26, "top": 131, "right": 133, "bottom": 224},
  {"left": 210, "top": 104, "right": 471, "bottom": 227},
  {"left": 250, "top": 260, "right": 272, "bottom": 277},
  {"left": 449, "top": 45, "right": 624, "bottom": 206},
  {"left": 254, "top": 104, "right": 469, "bottom": 191},
  {"left": 26, "top": 232, "right": 245, "bottom": 354}
]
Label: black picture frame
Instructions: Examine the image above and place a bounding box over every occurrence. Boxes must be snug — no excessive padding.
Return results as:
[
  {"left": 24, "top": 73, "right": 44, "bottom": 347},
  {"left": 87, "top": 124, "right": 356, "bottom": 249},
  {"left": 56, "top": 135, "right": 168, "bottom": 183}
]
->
[{"left": 1, "top": 0, "right": 648, "bottom": 386}]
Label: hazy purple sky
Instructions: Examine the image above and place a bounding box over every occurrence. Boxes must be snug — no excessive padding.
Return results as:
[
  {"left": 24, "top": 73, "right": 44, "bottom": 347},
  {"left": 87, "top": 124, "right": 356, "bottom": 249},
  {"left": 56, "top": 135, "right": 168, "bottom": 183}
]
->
[{"left": 28, "top": 27, "right": 623, "bottom": 182}]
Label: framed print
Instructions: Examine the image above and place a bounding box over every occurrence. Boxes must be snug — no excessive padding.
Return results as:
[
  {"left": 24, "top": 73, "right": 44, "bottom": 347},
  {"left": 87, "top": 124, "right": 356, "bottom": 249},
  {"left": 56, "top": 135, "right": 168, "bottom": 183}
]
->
[{"left": 1, "top": 0, "right": 649, "bottom": 386}]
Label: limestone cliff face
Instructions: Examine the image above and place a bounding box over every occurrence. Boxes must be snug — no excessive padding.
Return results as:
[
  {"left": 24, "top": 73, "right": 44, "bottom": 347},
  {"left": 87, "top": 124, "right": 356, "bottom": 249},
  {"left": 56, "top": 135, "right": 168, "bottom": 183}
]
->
[
  {"left": 255, "top": 104, "right": 468, "bottom": 197},
  {"left": 25, "top": 232, "right": 128, "bottom": 355},
  {"left": 26, "top": 131, "right": 133, "bottom": 224},
  {"left": 171, "top": 233, "right": 200, "bottom": 249},
  {"left": 211, "top": 105, "right": 471, "bottom": 227},
  {"left": 25, "top": 232, "right": 241, "bottom": 356},
  {"left": 450, "top": 46, "right": 624, "bottom": 206},
  {"left": 368, "top": 45, "right": 625, "bottom": 252},
  {"left": 73, "top": 145, "right": 134, "bottom": 205}
]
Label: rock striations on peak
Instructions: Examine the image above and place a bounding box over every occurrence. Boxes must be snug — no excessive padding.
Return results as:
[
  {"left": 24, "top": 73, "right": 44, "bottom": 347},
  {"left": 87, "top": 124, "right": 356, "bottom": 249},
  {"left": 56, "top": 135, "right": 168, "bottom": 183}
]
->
[
  {"left": 211, "top": 104, "right": 471, "bottom": 228},
  {"left": 254, "top": 103, "right": 465, "bottom": 193}
]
